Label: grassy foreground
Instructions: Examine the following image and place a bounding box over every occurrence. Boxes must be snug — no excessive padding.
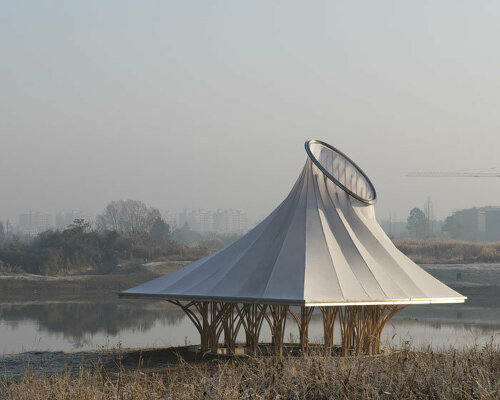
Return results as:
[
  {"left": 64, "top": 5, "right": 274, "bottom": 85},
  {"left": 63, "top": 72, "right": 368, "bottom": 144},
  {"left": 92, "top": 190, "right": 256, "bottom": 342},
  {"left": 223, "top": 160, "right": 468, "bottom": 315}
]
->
[{"left": 1, "top": 343, "right": 498, "bottom": 399}]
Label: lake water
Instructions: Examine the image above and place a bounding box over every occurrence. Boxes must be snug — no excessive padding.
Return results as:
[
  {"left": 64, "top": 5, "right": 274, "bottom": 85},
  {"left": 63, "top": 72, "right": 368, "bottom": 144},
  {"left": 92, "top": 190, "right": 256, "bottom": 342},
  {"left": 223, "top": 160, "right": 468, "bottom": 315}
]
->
[{"left": 0, "top": 264, "right": 498, "bottom": 355}]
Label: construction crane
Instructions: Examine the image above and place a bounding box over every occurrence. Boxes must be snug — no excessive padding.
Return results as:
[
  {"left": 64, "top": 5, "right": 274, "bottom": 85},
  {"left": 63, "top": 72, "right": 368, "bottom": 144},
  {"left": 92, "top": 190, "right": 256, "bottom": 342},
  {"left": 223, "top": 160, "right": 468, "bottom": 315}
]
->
[
  {"left": 407, "top": 171, "right": 500, "bottom": 177},
  {"left": 406, "top": 168, "right": 500, "bottom": 178}
]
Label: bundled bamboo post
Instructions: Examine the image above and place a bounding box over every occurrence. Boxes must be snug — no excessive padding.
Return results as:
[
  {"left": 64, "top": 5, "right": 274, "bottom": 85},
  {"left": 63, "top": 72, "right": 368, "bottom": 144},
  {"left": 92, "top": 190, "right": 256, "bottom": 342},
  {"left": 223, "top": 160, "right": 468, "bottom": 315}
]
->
[
  {"left": 373, "top": 305, "right": 407, "bottom": 354},
  {"left": 206, "top": 302, "right": 228, "bottom": 353},
  {"left": 238, "top": 303, "right": 267, "bottom": 355},
  {"left": 167, "top": 300, "right": 207, "bottom": 351},
  {"left": 221, "top": 303, "right": 242, "bottom": 353},
  {"left": 338, "top": 306, "right": 357, "bottom": 356},
  {"left": 337, "top": 307, "right": 347, "bottom": 355},
  {"left": 338, "top": 305, "right": 408, "bottom": 356},
  {"left": 289, "top": 306, "right": 314, "bottom": 351},
  {"left": 320, "top": 306, "right": 337, "bottom": 355},
  {"left": 196, "top": 301, "right": 210, "bottom": 352},
  {"left": 264, "top": 304, "right": 288, "bottom": 356},
  {"left": 353, "top": 306, "right": 366, "bottom": 355}
]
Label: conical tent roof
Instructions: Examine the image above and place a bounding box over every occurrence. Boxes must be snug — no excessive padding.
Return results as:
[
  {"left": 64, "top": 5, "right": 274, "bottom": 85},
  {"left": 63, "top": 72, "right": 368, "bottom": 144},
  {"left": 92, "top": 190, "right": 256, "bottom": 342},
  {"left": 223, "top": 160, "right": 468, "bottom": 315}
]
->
[{"left": 121, "top": 140, "right": 466, "bottom": 306}]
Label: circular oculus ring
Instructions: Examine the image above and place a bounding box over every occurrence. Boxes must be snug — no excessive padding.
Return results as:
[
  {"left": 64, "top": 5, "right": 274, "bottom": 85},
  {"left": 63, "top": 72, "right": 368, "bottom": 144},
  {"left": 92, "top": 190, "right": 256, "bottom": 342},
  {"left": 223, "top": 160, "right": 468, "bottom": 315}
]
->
[{"left": 305, "top": 139, "right": 377, "bottom": 205}]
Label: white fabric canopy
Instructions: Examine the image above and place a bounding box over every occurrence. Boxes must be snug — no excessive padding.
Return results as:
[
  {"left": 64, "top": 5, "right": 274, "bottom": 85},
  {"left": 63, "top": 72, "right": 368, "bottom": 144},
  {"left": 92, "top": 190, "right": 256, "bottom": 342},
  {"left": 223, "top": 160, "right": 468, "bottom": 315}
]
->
[{"left": 121, "top": 140, "right": 466, "bottom": 306}]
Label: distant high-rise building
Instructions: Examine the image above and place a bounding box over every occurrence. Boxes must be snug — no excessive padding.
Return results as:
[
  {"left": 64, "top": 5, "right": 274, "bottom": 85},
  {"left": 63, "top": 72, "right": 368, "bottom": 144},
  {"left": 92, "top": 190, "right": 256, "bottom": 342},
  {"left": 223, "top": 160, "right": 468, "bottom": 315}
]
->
[
  {"left": 175, "top": 209, "right": 249, "bottom": 234},
  {"left": 163, "top": 211, "right": 178, "bottom": 230},
  {"left": 485, "top": 207, "right": 500, "bottom": 240},
  {"left": 178, "top": 209, "right": 214, "bottom": 232},
  {"left": 55, "top": 210, "right": 83, "bottom": 230},
  {"left": 18, "top": 211, "right": 54, "bottom": 235},
  {"left": 213, "top": 209, "right": 248, "bottom": 234},
  {"left": 450, "top": 206, "right": 500, "bottom": 241}
]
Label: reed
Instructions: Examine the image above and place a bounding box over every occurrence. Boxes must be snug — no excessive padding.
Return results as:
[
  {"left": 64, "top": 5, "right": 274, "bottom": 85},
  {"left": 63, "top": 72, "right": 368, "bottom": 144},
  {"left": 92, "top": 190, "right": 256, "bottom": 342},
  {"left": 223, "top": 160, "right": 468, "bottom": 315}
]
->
[{"left": 1, "top": 342, "right": 498, "bottom": 399}]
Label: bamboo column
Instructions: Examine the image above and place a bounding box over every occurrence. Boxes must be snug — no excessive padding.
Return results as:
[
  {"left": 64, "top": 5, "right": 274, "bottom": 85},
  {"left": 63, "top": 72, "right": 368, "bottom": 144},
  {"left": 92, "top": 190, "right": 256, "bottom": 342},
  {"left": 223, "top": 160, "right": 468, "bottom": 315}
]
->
[
  {"left": 289, "top": 306, "right": 314, "bottom": 351},
  {"left": 264, "top": 304, "right": 289, "bottom": 356},
  {"left": 371, "top": 305, "right": 407, "bottom": 354},
  {"left": 221, "top": 303, "right": 242, "bottom": 353},
  {"left": 238, "top": 303, "right": 267, "bottom": 355},
  {"left": 206, "top": 302, "right": 228, "bottom": 353},
  {"left": 167, "top": 300, "right": 206, "bottom": 350},
  {"left": 196, "top": 301, "right": 210, "bottom": 351},
  {"left": 338, "top": 306, "right": 356, "bottom": 356},
  {"left": 320, "top": 306, "right": 338, "bottom": 354},
  {"left": 338, "top": 305, "right": 407, "bottom": 356},
  {"left": 169, "top": 300, "right": 229, "bottom": 353}
]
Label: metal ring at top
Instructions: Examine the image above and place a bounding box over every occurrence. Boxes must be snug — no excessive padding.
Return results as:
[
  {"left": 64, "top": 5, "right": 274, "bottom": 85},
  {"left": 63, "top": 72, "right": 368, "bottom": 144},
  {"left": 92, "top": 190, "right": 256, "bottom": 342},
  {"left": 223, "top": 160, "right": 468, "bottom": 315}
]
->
[{"left": 304, "top": 139, "right": 377, "bottom": 205}]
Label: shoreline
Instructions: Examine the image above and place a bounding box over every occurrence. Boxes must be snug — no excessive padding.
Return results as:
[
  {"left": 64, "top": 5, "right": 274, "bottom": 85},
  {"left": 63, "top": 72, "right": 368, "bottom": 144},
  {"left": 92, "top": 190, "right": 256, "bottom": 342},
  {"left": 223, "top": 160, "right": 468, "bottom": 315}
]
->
[{"left": 1, "top": 262, "right": 498, "bottom": 302}]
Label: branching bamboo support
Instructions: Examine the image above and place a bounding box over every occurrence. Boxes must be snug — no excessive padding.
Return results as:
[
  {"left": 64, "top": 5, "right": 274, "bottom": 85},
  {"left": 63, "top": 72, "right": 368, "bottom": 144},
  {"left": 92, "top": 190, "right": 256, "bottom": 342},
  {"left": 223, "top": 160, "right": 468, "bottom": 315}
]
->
[
  {"left": 238, "top": 303, "right": 267, "bottom": 355},
  {"left": 264, "top": 304, "right": 289, "bottom": 356},
  {"left": 168, "top": 300, "right": 229, "bottom": 353},
  {"left": 221, "top": 303, "right": 242, "bottom": 353},
  {"left": 338, "top": 305, "right": 407, "bottom": 356},
  {"left": 319, "top": 306, "right": 338, "bottom": 354},
  {"left": 289, "top": 306, "right": 315, "bottom": 351}
]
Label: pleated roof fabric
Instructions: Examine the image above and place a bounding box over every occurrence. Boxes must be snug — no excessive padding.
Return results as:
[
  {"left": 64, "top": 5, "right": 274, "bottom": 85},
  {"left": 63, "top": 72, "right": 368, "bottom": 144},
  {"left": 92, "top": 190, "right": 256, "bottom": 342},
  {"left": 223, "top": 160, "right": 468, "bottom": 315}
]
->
[{"left": 120, "top": 140, "right": 466, "bottom": 306}]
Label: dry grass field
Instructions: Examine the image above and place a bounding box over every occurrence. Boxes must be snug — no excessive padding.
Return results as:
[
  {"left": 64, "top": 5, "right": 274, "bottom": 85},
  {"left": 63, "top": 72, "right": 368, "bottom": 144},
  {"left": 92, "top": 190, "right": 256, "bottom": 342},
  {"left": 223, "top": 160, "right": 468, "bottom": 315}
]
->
[
  {"left": 393, "top": 238, "right": 500, "bottom": 263},
  {"left": 1, "top": 342, "right": 498, "bottom": 400}
]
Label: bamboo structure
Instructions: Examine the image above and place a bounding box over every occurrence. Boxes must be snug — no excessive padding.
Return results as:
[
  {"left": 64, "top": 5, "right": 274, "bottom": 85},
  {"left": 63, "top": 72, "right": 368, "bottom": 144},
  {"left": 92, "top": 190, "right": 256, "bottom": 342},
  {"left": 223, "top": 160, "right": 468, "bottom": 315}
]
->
[{"left": 170, "top": 301, "right": 406, "bottom": 357}]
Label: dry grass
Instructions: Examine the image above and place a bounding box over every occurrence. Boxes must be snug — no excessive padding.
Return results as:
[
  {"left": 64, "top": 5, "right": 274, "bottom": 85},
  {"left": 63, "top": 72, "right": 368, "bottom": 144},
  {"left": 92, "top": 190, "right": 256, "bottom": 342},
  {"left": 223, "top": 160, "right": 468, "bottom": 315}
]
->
[
  {"left": 393, "top": 238, "right": 500, "bottom": 263},
  {"left": 1, "top": 342, "right": 498, "bottom": 399}
]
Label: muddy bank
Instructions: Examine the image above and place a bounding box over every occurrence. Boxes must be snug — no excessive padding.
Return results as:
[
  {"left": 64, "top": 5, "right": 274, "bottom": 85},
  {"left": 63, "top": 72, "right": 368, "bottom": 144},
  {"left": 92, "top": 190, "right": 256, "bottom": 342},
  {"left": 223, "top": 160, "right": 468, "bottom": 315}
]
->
[
  {"left": 0, "top": 346, "right": 205, "bottom": 380},
  {"left": 0, "top": 262, "right": 187, "bottom": 303}
]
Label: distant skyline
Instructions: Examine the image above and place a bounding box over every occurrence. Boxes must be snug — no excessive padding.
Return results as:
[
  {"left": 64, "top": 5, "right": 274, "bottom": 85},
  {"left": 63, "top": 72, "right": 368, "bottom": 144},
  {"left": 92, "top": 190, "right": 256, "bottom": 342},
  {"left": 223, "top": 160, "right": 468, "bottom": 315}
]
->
[{"left": 2, "top": 1, "right": 499, "bottom": 223}]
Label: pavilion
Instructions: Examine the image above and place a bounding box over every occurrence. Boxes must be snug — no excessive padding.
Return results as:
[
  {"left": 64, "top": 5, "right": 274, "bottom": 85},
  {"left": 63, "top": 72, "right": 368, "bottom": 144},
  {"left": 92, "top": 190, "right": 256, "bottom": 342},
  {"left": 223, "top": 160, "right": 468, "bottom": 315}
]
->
[{"left": 120, "top": 140, "right": 466, "bottom": 356}]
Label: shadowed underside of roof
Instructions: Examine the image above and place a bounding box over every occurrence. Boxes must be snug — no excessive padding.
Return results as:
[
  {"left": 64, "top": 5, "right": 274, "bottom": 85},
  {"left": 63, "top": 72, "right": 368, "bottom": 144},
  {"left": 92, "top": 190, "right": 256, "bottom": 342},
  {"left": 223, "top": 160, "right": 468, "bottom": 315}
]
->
[{"left": 120, "top": 141, "right": 466, "bottom": 306}]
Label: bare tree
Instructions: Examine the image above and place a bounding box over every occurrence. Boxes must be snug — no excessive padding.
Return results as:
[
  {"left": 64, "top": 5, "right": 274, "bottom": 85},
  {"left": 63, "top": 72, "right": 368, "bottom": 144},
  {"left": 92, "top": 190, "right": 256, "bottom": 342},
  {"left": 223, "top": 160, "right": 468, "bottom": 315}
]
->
[{"left": 96, "top": 200, "right": 161, "bottom": 236}]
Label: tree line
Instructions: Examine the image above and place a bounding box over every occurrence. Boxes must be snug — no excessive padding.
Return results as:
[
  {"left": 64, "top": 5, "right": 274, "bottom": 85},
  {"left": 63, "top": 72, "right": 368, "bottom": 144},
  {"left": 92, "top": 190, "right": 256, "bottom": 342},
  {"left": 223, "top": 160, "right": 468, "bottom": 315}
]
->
[
  {"left": 0, "top": 200, "right": 236, "bottom": 275},
  {"left": 406, "top": 206, "right": 489, "bottom": 240}
]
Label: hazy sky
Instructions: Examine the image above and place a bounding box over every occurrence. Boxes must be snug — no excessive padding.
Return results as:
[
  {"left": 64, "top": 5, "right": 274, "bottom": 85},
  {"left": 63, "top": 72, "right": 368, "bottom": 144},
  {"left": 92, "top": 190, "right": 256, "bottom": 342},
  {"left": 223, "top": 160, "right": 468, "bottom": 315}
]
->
[{"left": 1, "top": 1, "right": 499, "bottom": 224}]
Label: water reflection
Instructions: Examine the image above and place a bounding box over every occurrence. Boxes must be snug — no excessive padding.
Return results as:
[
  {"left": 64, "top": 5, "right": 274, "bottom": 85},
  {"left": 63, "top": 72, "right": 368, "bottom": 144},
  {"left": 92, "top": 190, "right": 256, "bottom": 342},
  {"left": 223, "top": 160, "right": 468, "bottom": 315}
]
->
[
  {"left": 0, "top": 301, "right": 184, "bottom": 339},
  {"left": 0, "top": 264, "right": 498, "bottom": 354}
]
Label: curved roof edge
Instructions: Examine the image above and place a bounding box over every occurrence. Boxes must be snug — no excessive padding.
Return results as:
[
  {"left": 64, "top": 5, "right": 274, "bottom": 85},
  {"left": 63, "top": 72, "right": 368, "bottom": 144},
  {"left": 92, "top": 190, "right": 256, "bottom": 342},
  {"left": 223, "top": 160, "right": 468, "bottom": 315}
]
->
[{"left": 119, "top": 292, "right": 466, "bottom": 306}]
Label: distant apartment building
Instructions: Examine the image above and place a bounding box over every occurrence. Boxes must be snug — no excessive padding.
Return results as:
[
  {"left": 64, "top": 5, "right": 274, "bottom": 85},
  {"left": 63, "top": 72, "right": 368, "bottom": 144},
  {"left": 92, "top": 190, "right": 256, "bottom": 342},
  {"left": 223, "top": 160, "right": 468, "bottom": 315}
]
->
[
  {"left": 485, "top": 207, "right": 500, "bottom": 240},
  {"left": 163, "top": 211, "right": 178, "bottom": 230},
  {"left": 214, "top": 209, "right": 248, "bottom": 235},
  {"left": 451, "top": 206, "right": 500, "bottom": 241},
  {"left": 18, "top": 211, "right": 54, "bottom": 235},
  {"left": 191, "top": 209, "right": 214, "bottom": 232},
  {"left": 177, "top": 209, "right": 249, "bottom": 234},
  {"left": 55, "top": 210, "right": 83, "bottom": 230},
  {"left": 177, "top": 209, "right": 214, "bottom": 232}
]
